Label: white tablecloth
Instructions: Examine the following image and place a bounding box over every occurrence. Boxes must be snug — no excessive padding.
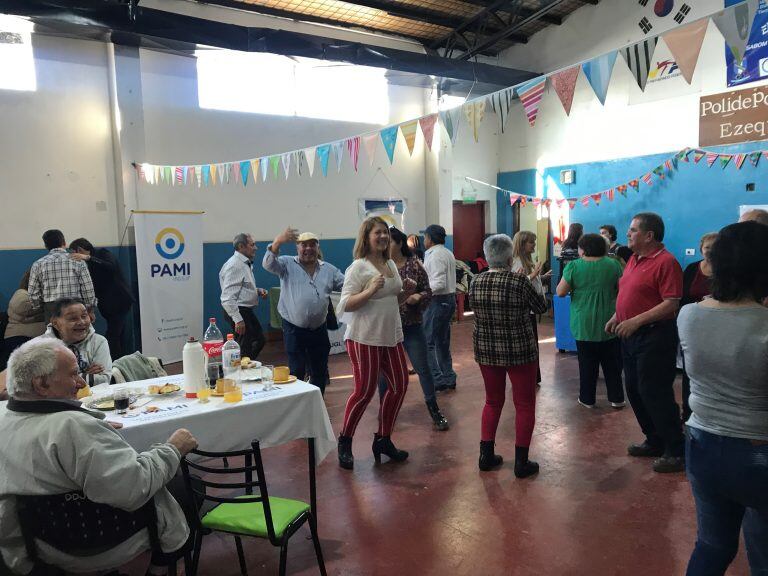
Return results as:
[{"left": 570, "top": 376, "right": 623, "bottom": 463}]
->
[{"left": 92, "top": 374, "right": 336, "bottom": 462}]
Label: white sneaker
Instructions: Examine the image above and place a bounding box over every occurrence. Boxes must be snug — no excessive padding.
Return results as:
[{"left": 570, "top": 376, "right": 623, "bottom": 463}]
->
[
  {"left": 577, "top": 398, "right": 595, "bottom": 409},
  {"left": 610, "top": 401, "right": 626, "bottom": 409}
]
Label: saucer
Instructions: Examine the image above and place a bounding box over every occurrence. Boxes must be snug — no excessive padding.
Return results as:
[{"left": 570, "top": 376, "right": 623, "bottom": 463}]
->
[{"left": 272, "top": 375, "right": 297, "bottom": 384}]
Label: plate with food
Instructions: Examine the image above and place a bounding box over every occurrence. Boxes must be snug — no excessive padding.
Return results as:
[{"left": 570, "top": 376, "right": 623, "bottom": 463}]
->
[
  {"left": 147, "top": 383, "right": 182, "bottom": 395},
  {"left": 85, "top": 393, "right": 140, "bottom": 412},
  {"left": 240, "top": 357, "right": 261, "bottom": 370}
]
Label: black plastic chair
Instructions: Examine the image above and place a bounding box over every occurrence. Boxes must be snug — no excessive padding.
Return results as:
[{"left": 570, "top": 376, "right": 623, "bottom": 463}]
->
[
  {"left": 16, "top": 492, "right": 183, "bottom": 575},
  {"left": 180, "top": 440, "right": 326, "bottom": 576}
]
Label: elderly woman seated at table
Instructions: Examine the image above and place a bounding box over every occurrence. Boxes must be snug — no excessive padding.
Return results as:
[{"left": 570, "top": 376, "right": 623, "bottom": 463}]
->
[
  {"left": 36, "top": 297, "right": 113, "bottom": 386},
  {"left": 470, "top": 234, "right": 548, "bottom": 478},
  {"left": 0, "top": 339, "right": 198, "bottom": 575}
]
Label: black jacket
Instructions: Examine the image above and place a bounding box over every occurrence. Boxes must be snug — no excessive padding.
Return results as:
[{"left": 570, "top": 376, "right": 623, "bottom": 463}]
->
[{"left": 87, "top": 248, "right": 134, "bottom": 316}]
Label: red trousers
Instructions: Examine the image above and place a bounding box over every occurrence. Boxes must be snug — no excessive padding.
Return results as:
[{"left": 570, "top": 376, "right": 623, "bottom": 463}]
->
[
  {"left": 341, "top": 340, "right": 409, "bottom": 438},
  {"left": 479, "top": 362, "right": 537, "bottom": 447}
]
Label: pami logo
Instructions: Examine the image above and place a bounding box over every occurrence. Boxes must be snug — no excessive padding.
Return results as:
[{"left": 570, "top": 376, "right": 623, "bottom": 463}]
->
[{"left": 151, "top": 227, "right": 191, "bottom": 279}]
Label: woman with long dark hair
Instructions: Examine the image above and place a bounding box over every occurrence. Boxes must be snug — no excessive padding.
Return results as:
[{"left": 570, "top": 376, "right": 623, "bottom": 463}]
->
[
  {"left": 678, "top": 221, "right": 768, "bottom": 575},
  {"left": 378, "top": 227, "right": 449, "bottom": 430},
  {"left": 560, "top": 223, "right": 583, "bottom": 261},
  {"left": 336, "top": 217, "right": 416, "bottom": 470}
]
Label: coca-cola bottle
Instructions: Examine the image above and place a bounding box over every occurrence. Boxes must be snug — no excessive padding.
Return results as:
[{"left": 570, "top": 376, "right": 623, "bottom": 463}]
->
[{"left": 203, "top": 318, "right": 224, "bottom": 381}]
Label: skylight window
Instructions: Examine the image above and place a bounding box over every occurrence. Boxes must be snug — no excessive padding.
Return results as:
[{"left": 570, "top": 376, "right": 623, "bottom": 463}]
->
[
  {"left": 196, "top": 50, "right": 389, "bottom": 124},
  {"left": 0, "top": 15, "right": 36, "bottom": 92}
]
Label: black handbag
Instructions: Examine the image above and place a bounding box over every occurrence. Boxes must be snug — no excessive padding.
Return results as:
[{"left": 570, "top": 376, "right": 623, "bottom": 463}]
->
[
  {"left": 326, "top": 298, "right": 339, "bottom": 330},
  {"left": 325, "top": 298, "right": 339, "bottom": 330}
]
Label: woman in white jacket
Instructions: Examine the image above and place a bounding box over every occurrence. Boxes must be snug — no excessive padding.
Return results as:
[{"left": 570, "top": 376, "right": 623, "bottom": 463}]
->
[{"left": 37, "top": 297, "right": 113, "bottom": 385}]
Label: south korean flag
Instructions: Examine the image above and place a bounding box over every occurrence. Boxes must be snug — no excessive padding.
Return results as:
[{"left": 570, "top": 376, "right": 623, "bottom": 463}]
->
[{"left": 636, "top": 0, "right": 702, "bottom": 36}]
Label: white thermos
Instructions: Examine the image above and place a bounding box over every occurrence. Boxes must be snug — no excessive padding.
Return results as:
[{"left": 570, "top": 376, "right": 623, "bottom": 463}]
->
[{"left": 183, "top": 337, "right": 206, "bottom": 398}]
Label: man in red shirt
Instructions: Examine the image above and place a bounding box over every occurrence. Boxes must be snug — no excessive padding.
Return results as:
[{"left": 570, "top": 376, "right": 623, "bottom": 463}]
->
[{"left": 606, "top": 213, "right": 685, "bottom": 473}]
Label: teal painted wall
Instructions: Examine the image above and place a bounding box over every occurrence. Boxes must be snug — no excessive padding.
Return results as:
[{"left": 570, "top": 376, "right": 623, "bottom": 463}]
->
[
  {"left": 1, "top": 233, "right": 454, "bottom": 353},
  {"left": 497, "top": 142, "right": 768, "bottom": 279},
  {"left": 1, "top": 239, "right": 356, "bottom": 354}
]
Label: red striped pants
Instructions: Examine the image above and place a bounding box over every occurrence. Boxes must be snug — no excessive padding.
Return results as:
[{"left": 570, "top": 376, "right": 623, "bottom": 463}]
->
[{"left": 341, "top": 340, "right": 409, "bottom": 438}]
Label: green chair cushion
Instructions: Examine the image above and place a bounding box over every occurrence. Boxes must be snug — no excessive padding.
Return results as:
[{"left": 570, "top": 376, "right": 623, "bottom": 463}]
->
[{"left": 201, "top": 495, "right": 309, "bottom": 539}]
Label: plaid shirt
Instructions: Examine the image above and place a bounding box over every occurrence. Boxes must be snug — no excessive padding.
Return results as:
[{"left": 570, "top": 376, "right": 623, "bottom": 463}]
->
[
  {"left": 469, "top": 270, "right": 547, "bottom": 366},
  {"left": 28, "top": 249, "right": 97, "bottom": 309}
]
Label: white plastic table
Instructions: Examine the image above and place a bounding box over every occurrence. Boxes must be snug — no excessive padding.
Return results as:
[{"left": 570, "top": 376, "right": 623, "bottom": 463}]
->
[{"left": 98, "top": 374, "right": 336, "bottom": 521}]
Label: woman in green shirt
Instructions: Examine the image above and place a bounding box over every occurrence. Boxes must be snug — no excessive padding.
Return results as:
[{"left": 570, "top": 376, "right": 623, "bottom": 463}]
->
[{"left": 556, "top": 234, "right": 625, "bottom": 409}]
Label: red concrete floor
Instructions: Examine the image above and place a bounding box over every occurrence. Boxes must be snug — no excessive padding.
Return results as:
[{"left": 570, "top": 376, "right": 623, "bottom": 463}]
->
[{"left": 128, "top": 318, "right": 749, "bottom": 576}]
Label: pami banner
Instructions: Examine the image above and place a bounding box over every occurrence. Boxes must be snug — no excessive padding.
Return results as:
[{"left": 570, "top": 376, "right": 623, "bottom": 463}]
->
[
  {"left": 699, "top": 85, "right": 768, "bottom": 146},
  {"left": 134, "top": 211, "right": 204, "bottom": 362}
]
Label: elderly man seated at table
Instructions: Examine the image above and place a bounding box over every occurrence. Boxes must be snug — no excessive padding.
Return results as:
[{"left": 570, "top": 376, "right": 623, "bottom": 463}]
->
[
  {"left": 37, "top": 297, "right": 113, "bottom": 386},
  {"left": 0, "top": 339, "right": 197, "bottom": 575}
]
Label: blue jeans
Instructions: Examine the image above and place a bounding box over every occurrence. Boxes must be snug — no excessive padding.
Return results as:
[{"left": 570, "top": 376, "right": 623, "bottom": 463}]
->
[
  {"left": 281, "top": 319, "right": 330, "bottom": 394},
  {"left": 423, "top": 295, "right": 457, "bottom": 389},
  {"left": 378, "top": 324, "right": 437, "bottom": 403},
  {"left": 686, "top": 426, "right": 768, "bottom": 575}
]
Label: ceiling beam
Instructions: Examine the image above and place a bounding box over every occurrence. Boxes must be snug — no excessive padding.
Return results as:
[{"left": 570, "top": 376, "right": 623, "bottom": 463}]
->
[
  {"left": 455, "top": 0, "right": 563, "bottom": 25},
  {"left": 193, "top": 0, "right": 447, "bottom": 44},
  {"left": 458, "top": 0, "right": 568, "bottom": 59},
  {"left": 204, "top": 0, "right": 529, "bottom": 44},
  {"left": 312, "top": 0, "right": 476, "bottom": 30},
  {"left": 429, "top": 0, "right": 519, "bottom": 50},
  {"left": 0, "top": 0, "right": 540, "bottom": 87}
]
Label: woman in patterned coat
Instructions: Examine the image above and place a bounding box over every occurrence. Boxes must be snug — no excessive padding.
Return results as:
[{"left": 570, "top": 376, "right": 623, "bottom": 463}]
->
[{"left": 469, "top": 234, "right": 547, "bottom": 478}]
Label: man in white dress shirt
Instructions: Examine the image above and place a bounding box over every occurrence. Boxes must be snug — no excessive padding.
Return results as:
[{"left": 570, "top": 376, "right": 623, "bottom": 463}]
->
[
  {"left": 219, "top": 233, "right": 268, "bottom": 360},
  {"left": 422, "top": 224, "right": 458, "bottom": 391}
]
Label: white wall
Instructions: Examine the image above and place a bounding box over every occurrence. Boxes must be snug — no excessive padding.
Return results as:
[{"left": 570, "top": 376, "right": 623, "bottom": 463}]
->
[
  {"left": 0, "top": 35, "right": 119, "bottom": 249},
  {"left": 501, "top": 0, "right": 721, "bottom": 74},
  {"left": 496, "top": 4, "right": 768, "bottom": 172},
  {"left": 447, "top": 105, "right": 500, "bottom": 232},
  {"left": 0, "top": 31, "right": 436, "bottom": 249},
  {"left": 136, "top": 49, "right": 430, "bottom": 242}
]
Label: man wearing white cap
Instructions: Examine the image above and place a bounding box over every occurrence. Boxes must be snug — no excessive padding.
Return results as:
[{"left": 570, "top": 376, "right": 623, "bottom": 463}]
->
[{"left": 263, "top": 228, "right": 345, "bottom": 393}]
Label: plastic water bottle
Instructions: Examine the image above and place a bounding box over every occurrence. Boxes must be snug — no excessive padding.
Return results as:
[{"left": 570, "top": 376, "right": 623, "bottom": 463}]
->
[
  {"left": 222, "top": 334, "right": 241, "bottom": 378},
  {"left": 203, "top": 318, "right": 224, "bottom": 379}
]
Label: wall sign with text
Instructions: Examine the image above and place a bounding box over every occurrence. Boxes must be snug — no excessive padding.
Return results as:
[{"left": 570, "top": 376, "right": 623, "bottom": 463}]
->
[{"left": 699, "top": 85, "right": 768, "bottom": 146}]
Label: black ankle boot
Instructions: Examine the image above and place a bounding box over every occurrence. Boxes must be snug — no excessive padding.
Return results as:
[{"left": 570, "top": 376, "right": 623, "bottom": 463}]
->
[
  {"left": 479, "top": 440, "right": 503, "bottom": 471},
  {"left": 338, "top": 435, "right": 354, "bottom": 470},
  {"left": 372, "top": 434, "right": 408, "bottom": 463},
  {"left": 426, "top": 399, "right": 449, "bottom": 431},
  {"left": 514, "top": 446, "right": 539, "bottom": 478}
]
